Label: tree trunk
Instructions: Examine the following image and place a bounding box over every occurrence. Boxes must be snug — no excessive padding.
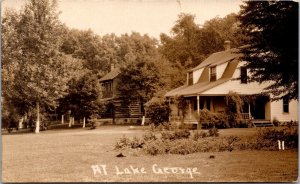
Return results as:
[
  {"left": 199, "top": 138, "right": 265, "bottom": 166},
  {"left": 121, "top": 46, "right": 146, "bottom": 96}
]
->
[
  {"left": 69, "top": 116, "right": 72, "bottom": 127},
  {"left": 35, "top": 101, "right": 40, "bottom": 133},
  {"left": 83, "top": 117, "right": 86, "bottom": 128}
]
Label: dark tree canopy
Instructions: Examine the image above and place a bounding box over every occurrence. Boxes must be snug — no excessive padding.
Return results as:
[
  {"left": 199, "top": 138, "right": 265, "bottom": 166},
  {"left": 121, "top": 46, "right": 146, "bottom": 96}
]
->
[
  {"left": 159, "top": 13, "right": 244, "bottom": 69},
  {"left": 238, "top": 1, "right": 298, "bottom": 100}
]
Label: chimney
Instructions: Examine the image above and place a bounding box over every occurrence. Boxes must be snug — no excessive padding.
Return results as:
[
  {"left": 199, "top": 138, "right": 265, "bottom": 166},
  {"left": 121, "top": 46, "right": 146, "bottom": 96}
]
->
[
  {"left": 224, "top": 40, "right": 231, "bottom": 51},
  {"left": 110, "top": 63, "right": 115, "bottom": 71}
]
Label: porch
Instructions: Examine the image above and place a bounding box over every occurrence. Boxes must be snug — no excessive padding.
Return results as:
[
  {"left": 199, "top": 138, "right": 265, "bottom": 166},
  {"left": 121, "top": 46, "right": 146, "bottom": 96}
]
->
[{"left": 168, "top": 94, "right": 271, "bottom": 127}]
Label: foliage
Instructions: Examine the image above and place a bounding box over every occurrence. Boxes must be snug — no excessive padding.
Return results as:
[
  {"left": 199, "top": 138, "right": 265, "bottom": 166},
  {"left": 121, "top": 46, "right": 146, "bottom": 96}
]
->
[
  {"left": 238, "top": 1, "right": 298, "bottom": 100},
  {"left": 58, "top": 72, "right": 105, "bottom": 119},
  {"left": 145, "top": 98, "right": 171, "bottom": 126},
  {"left": 159, "top": 13, "right": 244, "bottom": 69},
  {"left": 197, "top": 109, "right": 229, "bottom": 129},
  {"left": 115, "top": 136, "right": 131, "bottom": 150},
  {"left": 257, "top": 127, "right": 298, "bottom": 149},
  {"left": 225, "top": 92, "right": 244, "bottom": 127},
  {"left": 208, "top": 128, "right": 219, "bottom": 137},
  {"left": 1, "top": 0, "right": 83, "bottom": 133},
  {"left": 272, "top": 118, "right": 280, "bottom": 127},
  {"left": 117, "top": 59, "right": 161, "bottom": 104},
  {"left": 202, "top": 13, "right": 245, "bottom": 48},
  {"left": 173, "top": 95, "right": 189, "bottom": 122},
  {"left": 142, "top": 132, "right": 157, "bottom": 142},
  {"left": 192, "top": 131, "right": 208, "bottom": 141},
  {"left": 143, "top": 139, "right": 167, "bottom": 156},
  {"left": 115, "top": 126, "right": 298, "bottom": 156},
  {"left": 161, "top": 129, "right": 191, "bottom": 140},
  {"left": 129, "top": 136, "right": 145, "bottom": 149}
]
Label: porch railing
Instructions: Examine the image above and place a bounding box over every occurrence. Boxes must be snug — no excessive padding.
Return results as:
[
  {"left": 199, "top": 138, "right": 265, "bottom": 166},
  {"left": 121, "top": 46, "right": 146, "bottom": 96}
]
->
[{"left": 240, "top": 113, "right": 252, "bottom": 120}]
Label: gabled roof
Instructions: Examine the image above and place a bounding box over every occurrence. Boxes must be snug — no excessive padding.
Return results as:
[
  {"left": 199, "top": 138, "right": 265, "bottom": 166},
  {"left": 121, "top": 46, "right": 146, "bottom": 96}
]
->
[
  {"left": 189, "top": 48, "right": 242, "bottom": 72},
  {"left": 165, "top": 58, "right": 239, "bottom": 97},
  {"left": 99, "top": 68, "right": 120, "bottom": 82}
]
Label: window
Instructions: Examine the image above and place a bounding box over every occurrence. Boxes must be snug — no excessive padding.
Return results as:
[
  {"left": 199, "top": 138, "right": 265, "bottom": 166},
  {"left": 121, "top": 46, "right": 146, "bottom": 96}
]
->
[
  {"left": 102, "top": 81, "right": 113, "bottom": 98},
  {"left": 188, "top": 72, "right": 193, "bottom": 85},
  {"left": 241, "top": 67, "right": 247, "bottom": 84},
  {"left": 210, "top": 66, "right": 216, "bottom": 81},
  {"left": 283, "top": 96, "right": 289, "bottom": 113}
]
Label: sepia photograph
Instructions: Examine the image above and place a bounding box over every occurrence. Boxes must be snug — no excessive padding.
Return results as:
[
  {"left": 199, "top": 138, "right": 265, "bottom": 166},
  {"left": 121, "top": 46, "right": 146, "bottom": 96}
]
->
[{"left": 1, "top": 0, "right": 299, "bottom": 182}]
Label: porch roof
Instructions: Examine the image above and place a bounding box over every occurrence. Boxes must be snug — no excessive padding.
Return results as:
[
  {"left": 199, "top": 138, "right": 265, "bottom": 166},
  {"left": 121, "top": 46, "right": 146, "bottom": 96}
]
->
[{"left": 165, "top": 78, "right": 231, "bottom": 97}]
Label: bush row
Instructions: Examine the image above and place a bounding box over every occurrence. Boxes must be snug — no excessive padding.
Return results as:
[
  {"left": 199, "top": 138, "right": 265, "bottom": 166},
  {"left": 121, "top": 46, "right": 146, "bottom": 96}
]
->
[{"left": 115, "top": 127, "right": 298, "bottom": 156}]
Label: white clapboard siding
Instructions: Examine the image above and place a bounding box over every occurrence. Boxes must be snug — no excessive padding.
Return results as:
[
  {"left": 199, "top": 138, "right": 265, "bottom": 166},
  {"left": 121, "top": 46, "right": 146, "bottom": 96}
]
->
[
  {"left": 270, "top": 99, "right": 298, "bottom": 122},
  {"left": 216, "top": 62, "right": 228, "bottom": 80},
  {"left": 193, "top": 68, "right": 204, "bottom": 84}
]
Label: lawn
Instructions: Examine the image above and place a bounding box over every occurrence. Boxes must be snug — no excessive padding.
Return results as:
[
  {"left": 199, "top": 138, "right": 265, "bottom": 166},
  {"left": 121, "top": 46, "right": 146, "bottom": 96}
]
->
[{"left": 2, "top": 126, "right": 298, "bottom": 182}]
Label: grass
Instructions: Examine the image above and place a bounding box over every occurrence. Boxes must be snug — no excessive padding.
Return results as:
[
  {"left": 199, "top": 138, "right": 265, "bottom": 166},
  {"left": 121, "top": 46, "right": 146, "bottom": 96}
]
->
[{"left": 2, "top": 126, "right": 298, "bottom": 182}]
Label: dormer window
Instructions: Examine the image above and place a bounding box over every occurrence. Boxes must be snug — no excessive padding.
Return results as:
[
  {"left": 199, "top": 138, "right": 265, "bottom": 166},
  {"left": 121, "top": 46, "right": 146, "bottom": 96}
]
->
[
  {"left": 210, "top": 66, "right": 216, "bottom": 82},
  {"left": 188, "top": 72, "right": 193, "bottom": 85},
  {"left": 241, "top": 67, "right": 247, "bottom": 84}
]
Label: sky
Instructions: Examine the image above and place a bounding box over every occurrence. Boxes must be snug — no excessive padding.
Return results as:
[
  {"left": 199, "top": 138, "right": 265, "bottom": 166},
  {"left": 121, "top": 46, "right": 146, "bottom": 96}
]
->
[{"left": 2, "top": 0, "right": 243, "bottom": 39}]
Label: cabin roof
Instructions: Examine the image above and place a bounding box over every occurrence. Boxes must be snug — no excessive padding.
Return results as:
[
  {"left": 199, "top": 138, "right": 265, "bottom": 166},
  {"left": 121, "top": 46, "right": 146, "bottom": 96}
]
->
[{"left": 99, "top": 68, "right": 120, "bottom": 82}]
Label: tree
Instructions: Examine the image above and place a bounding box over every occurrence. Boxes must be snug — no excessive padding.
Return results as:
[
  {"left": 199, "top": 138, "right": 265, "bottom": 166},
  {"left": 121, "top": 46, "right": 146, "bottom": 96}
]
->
[
  {"left": 117, "top": 59, "right": 161, "bottom": 103},
  {"left": 58, "top": 72, "right": 104, "bottom": 121},
  {"left": 238, "top": 1, "right": 298, "bottom": 100},
  {"left": 202, "top": 13, "right": 245, "bottom": 48},
  {"left": 2, "top": 0, "right": 82, "bottom": 133},
  {"left": 159, "top": 13, "right": 202, "bottom": 68}
]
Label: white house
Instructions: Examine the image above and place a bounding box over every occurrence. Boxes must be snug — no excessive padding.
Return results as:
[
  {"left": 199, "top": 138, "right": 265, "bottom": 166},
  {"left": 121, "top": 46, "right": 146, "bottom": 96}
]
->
[{"left": 165, "top": 42, "right": 298, "bottom": 126}]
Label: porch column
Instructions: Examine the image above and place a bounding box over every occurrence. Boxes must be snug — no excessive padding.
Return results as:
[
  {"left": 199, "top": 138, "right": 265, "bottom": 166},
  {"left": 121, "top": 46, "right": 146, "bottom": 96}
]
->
[
  {"left": 197, "top": 95, "right": 200, "bottom": 115},
  {"left": 248, "top": 103, "right": 251, "bottom": 119},
  {"left": 197, "top": 95, "right": 201, "bottom": 130}
]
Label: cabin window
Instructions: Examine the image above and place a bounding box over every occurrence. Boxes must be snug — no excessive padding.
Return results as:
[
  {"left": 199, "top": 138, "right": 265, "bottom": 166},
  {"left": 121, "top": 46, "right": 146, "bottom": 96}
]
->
[
  {"left": 210, "top": 66, "right": 216, "bottom": 82},
  {"left": 188, "top": 72, "right": 193, "bottom": 85},
  {"left": 283, "top": 96, "right": 289, "bottom": 113},
  {"left": 102, "top": 81, "right": 113, "bottom": 98},
  {"left": 241, "top": 67, "right": 247, "bottom": 84}
]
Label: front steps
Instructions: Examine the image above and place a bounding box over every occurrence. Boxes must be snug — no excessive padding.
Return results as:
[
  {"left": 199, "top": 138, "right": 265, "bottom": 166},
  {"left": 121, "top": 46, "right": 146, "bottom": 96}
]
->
[{"left": 252, "top": 120, "right": 274, "bottom": 127}]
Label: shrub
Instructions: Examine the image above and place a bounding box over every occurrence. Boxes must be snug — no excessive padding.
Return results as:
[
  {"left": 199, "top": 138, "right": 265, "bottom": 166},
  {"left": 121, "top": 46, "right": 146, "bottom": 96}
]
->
[
  {"left": 257, "top": 127, "right": 298, "bottom": 149},
  {"left": 197, "top": 109, "right": 229, "bottom": 129},
  {"left": 149, "top": 123, "right": 156, "bottom": 132},
  {"left": 272, "top": 118, "right": 280, "bottom": 127},
  {"left": 211, "top": 112, "right": 230, "bottom": 129},
  {"left": 145, "top": 98, "right": 171, "bottom": 126},
  {"left": 169, "top": 139, "right": 197, "bottom": 155},
  {"left": 143, "top": 139, "right": 167, "bottom": 155},
  {"left": 143, "top": 132, "right": 157, "bottom": 142},
  {"left": 174, "top": 129, "right": 191, "bottom": 139},
  {"left": 115, "top": 136, "right": 131, "bottom": 149},
  {"left": 208, "top": 128, "right": 219, "bottom": 137},
  {"left": 162, "top": 122, "right": 178, "bottom": 131},
  {"left": 161, "top": 129, "right": 191, "bottom": 140},
  {"left": 161, "top": 131, "right": 176, "bottom": 140},
  {"left": 130, "top": 136, "right": 144, "bottom": 149},
  {"left": 192, "top": 131, "right": 208, "bottom": 141}
]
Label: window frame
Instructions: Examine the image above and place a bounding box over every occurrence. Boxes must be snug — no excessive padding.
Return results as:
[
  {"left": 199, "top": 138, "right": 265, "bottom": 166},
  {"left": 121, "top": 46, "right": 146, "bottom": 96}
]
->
[
  {"left": 240, "top": 67, "right": 248, "bottom": 84},
  {"left": 283, "top": 96, "right": 289, "bottom": 113},
  {"left": 210, "top": 66, "right": 216, "bottom": 82}
]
